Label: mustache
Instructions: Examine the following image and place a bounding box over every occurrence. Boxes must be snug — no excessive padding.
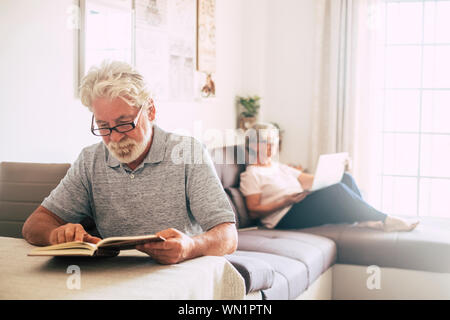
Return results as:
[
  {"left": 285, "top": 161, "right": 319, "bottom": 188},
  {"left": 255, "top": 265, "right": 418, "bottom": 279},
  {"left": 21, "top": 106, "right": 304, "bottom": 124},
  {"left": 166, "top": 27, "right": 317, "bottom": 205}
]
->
[
  {"left": 108, "top": 138, "right": 137, "bottom": 153},
  {"left": 109, "top": 138, "right": 135, "bottom": 148}
]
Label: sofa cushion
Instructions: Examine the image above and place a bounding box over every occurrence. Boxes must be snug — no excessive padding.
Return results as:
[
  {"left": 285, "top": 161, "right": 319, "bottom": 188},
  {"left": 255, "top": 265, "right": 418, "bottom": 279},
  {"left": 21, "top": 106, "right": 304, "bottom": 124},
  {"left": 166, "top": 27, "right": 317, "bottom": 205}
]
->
[
  {"left": 209, "top": 145, "right": 246, "bottom": 189},
  {"left": 235, "top": 228, "right": 336, "bottom": 299},
  {"left": 0, "top": 162, "right": 70, "bottom": 238},
  {"left": 225, "top": 252, "right": 274, "bottom": 294},
  {"left": 209, "top": 145, "right": 259, "bottom": 229},
  {"left": 225, "top": 187, "right": 257, "bottom": 229},
  {"left": 231, "top": 250, "right": 309, "bottom": 299},
  {"left": 224, "top": 192, "right": 240, "bottom": 229},
  {"left": 299, "top": 217, "right": 450, "bottom": 273}
]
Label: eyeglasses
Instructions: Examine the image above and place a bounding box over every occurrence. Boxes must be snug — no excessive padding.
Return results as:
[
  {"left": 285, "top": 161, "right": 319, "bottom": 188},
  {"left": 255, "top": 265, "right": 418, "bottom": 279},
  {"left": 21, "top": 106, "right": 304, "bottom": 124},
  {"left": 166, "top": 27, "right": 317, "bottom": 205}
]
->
[{"left": 91, "top": 105, "right": 145, "bottom": 136}]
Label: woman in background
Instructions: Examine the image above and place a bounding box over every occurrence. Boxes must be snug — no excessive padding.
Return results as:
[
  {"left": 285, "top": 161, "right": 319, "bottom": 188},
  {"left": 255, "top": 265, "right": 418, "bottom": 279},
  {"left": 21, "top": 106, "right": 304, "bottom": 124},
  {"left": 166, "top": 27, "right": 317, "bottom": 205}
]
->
[{"left": 239, "top": 123, "right": 419, "bottom": 232}]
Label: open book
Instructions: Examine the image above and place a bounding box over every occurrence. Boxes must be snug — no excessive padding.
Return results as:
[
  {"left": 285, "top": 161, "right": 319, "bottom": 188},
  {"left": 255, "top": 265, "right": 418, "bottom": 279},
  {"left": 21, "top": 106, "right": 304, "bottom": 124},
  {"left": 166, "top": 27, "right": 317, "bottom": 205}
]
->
[{"left": 28, "top": 234, "right": 165, "bottom": 257}]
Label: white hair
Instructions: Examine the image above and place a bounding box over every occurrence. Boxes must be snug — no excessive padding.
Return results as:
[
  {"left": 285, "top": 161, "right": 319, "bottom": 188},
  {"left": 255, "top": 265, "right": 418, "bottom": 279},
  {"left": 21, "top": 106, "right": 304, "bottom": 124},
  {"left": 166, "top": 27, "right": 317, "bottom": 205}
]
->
[
  {"left": 245, "top": 122, "right": 279, "bottom": 151},
  {"left": 79, "top": 60, "right": 152, "bottom": 112},
  {"left": 249, "top": 122, "right": 277, "bottom": 133},
  {"left": 246, "top": 122, "right": 279, "bottom": 141}
]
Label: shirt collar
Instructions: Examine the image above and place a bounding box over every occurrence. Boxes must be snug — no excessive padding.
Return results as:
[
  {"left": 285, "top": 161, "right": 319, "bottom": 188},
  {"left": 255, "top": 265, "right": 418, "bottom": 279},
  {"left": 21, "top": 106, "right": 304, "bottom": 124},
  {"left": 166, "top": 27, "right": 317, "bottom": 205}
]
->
[{"left": 105, "top": 124, "right": 167, "bottom": 168}]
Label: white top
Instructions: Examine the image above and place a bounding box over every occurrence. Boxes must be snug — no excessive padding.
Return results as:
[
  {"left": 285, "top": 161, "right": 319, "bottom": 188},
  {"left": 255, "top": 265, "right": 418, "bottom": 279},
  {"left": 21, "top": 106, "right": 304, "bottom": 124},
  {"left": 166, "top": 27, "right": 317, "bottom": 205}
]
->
[{"left": 239, "top": 162, "right": 303, "bottom": 228}]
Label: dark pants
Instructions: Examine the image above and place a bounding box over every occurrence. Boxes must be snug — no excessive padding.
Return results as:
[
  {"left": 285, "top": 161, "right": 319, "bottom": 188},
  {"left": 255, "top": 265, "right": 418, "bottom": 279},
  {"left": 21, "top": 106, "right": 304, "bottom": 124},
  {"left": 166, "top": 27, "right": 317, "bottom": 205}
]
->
[{"left": 276, "top": 173, "right": 387, "bottom": 229}]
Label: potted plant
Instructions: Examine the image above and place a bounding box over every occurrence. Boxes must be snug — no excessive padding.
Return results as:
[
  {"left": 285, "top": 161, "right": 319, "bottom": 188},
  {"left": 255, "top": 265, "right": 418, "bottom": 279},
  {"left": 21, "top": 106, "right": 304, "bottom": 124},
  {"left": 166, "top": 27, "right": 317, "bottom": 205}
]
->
[{"left": 237, "top": 95, "right": 260, "bottom": 129}]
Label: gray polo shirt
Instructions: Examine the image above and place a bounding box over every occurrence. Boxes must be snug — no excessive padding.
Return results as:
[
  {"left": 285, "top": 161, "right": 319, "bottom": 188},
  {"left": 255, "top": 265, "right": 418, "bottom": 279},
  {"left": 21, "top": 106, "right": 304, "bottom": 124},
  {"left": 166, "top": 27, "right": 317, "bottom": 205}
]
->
[{"left": 41, "top": 125, "right": 236, "bottom": 238}]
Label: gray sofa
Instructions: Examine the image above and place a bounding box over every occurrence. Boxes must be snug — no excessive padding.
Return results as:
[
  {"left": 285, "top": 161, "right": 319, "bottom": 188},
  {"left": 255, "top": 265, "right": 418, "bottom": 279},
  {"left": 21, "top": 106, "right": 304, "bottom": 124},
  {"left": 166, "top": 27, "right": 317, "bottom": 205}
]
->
[
  {"left": 0, "top": 162, "right": 97, "bottom": 238},
  {"left": 211, "top": 145, "right": 450, "bottom": 299},
  {"left": 1, "top": 146, "right": 450, "bottom": 299}
]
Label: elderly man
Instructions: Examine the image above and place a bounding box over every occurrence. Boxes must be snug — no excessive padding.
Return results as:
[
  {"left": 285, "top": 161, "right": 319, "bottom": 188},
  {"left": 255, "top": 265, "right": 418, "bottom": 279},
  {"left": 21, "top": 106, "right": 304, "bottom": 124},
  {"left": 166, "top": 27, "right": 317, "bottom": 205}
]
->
[{"left": 22, "top": 61, "right": 237, "bottom": 264}]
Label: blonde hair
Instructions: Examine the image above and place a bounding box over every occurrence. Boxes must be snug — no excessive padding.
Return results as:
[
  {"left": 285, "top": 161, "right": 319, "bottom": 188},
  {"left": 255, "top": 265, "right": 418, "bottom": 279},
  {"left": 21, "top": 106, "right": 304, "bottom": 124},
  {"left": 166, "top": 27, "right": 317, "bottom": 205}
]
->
[{"left": 79, "top": 60, "right": 152, "bottom": 112}]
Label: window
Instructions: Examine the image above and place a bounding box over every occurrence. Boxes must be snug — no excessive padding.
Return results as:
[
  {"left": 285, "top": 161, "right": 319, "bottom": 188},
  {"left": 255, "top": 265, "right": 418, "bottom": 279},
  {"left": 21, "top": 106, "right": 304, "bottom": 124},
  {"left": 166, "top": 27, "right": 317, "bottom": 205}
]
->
[
  {"left": 379, "top": 0, "right": 450, "bottom": 218},
  {"left": 79, "top": 0, "right": 134, "bottom": 83}
]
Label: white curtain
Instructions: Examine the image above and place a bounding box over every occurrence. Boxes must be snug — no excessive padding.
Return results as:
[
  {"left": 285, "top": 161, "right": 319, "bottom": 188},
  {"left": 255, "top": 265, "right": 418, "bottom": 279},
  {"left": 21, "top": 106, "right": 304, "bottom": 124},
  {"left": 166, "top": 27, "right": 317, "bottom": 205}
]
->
[{"left": 309, "top": 0, "right": 384, "bottom": 203}]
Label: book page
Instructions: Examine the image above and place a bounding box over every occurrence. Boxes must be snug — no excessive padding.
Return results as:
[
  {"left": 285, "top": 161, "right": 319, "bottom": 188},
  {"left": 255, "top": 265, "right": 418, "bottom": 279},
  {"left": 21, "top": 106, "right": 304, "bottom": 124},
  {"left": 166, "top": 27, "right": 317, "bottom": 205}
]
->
[
  {"left": 28, "top": 249, "right": 96, "bottom": 257},
  {"left": 97, "top": 234, "right": 165, "bottom": 250},
  {"left": 30, "top": 241, "right": 97, "bottom": 252},
  {"left": 28, "top": 235, "right": 165, "bottom": 256}
]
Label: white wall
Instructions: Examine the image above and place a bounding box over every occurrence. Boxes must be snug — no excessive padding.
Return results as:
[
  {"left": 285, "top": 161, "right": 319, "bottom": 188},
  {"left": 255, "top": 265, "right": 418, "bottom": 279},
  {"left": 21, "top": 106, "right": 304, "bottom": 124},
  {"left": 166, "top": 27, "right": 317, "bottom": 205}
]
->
[
  {"left": 0, "top": 0, "right": 245, "bottom": 163},
  {"left": 0, "top": 0, "right": 96, "bottom": 163},
  {"left": 231, "top": 0, "right": 318, "bottom": 169},
  {"left": 157, "top": 0, "right": 245, "bottom": 139},
  {"left": 255, "top": 0, "right": 317, "bottom": 169},
  {"left": 0, "top": 0, "right": 319, "bottom": 167}
]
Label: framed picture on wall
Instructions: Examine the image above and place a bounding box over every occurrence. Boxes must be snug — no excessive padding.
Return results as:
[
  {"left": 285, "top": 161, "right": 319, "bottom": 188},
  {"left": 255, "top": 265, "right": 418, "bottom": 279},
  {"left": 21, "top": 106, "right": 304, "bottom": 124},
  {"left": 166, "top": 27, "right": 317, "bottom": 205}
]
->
[
  {"left": 196, "top": 0, "right": 216, "bottom": 97},
  {"left": 135, "top": 0, "right": 197, "bottom": 101},
  {"left": 196, "top": 0, "right": 215, "bottom": 73}
]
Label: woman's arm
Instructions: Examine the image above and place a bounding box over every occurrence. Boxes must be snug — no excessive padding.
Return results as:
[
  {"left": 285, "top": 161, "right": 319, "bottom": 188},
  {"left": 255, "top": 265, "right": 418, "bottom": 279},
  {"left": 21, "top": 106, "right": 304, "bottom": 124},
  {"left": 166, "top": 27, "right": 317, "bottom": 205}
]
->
[
  {"left": 298, "top": 173, "right": 315, "bottom": 191},
  {"left": 286, "top": 164, "right": 314, "bottom": 190},
  {"left": 245, "top": 193, "right": 308, "bottom": 219}
]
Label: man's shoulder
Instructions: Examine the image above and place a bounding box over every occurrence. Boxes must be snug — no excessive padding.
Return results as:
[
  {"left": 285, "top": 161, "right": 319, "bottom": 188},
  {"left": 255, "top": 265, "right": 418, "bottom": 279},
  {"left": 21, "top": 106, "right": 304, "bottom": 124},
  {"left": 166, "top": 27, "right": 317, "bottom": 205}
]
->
[
  {"left": 157, "top": 128, "right": 213, "bottom": 169},
  {"left": 164, "top": 130, "right": 203, "bottom": 149},
  {"left": 77, "top": 142, "right": 105, "bottom": 164},
  {"left": 80, "top": 141, "right": 104, "bottom": 156},
  {"left": 163, "top": 130, "right": 205, "bottom": 159}
]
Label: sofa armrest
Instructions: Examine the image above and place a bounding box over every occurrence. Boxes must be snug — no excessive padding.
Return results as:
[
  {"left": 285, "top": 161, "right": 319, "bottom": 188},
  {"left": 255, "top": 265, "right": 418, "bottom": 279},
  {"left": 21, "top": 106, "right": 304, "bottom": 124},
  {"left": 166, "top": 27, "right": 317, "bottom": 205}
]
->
[{"left": 225, "top": 252, "right": 274, "bottom": 294}]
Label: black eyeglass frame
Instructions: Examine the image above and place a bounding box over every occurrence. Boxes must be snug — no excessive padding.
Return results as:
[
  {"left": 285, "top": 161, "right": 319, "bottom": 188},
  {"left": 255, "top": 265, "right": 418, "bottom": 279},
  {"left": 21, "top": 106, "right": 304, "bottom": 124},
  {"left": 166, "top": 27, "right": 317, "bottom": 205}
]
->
[{"left": 90, "top": 105, "right": 145, "bottom": 136}]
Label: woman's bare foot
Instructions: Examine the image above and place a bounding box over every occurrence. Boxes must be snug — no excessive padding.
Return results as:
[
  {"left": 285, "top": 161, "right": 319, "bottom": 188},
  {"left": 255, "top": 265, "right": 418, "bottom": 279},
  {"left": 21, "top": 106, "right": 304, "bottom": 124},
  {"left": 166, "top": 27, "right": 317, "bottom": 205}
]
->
[
  {"left": 354, "top": 220, "right": 384, "bottom": 230},
  {"left": 383, "top": 216, "right": 420, "bottom": 232}
]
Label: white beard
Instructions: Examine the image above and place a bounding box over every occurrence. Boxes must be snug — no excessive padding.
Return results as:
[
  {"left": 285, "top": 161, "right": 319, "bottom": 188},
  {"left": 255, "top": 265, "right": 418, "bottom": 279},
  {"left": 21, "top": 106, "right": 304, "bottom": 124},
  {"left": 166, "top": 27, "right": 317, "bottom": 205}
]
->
[{"left": 106, "top": 126, "right": 152, "bottom": 164}]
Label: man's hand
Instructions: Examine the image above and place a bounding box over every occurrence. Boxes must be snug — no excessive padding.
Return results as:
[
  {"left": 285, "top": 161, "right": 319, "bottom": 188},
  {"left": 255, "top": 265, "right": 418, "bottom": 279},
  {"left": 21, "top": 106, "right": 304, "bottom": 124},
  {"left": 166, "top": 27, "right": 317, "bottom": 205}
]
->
[
  {"left": 284, "top": 191, "right": 310, "bottom": 206},
  {"left": 48, "top": 223, "right": 101, "bottom": 245},
  {"left": 136, "top": 228, "right": 195, "bottom": 265}
]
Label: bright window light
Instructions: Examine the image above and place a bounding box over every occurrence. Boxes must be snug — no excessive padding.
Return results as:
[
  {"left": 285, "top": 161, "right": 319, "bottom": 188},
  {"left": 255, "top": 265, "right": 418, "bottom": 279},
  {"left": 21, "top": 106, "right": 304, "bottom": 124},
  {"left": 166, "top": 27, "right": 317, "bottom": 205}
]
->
[{"left": 379, "top": 0, "right": 450, "bottom": 218}]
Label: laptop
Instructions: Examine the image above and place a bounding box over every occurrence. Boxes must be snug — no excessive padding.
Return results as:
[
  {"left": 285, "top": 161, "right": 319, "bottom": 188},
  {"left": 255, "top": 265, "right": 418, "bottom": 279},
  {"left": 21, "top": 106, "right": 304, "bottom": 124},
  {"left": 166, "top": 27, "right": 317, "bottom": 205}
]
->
[{"left": 306, "top": 152, "right": 349, "bottom": 192}]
